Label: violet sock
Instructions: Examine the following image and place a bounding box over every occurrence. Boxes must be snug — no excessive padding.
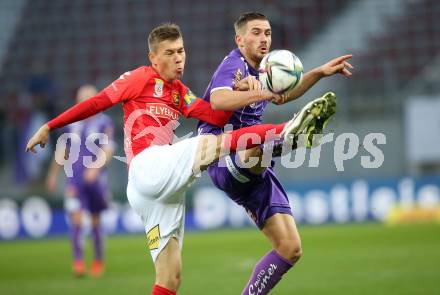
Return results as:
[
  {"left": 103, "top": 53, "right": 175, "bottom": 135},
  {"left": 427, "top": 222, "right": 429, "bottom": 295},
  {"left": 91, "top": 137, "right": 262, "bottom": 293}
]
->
[
  {"left": 241, "top": 250, "right": 293, "bottom": 295},
  {"left": 92, "top": 225, "right": 104, "bottom": 261},
  {"left": 71, "top": 224, "right": 83, "bottom": 261}
]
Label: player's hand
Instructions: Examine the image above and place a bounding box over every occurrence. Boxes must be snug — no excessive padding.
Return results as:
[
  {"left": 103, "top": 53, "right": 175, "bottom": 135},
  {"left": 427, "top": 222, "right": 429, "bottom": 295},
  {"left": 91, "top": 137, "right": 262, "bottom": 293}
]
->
[
  {"left": 233, "top": 76, "right": 262, "bottom": 91},
  {"left": 262, "top": 90, "right": 285, "bottom": 105},
  {"left": 271, "top": 94, "right": 287, "bottom": 105},
  {"left": 84, "top": 168, "right": 100, "bottom": 183},
  {"left": 318, "top": 54, "right": 353, "bottom": 77},
  {"left": 271, "top": 93, "right": 287, "bottom": 105},
  {"left": 26, "top": 124, "right": 50, "bottom": 153}
]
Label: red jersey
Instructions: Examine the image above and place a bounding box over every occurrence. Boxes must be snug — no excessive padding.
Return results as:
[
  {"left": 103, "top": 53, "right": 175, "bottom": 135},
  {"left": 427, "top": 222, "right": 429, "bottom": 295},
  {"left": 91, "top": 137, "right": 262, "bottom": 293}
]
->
[{"left": 48, "top": 66, "right": 231, "bottom": 165}]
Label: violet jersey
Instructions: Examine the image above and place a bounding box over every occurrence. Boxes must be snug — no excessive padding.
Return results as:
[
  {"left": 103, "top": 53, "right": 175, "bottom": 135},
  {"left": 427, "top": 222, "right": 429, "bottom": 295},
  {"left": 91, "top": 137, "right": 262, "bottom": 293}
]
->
[
  {"left": 197, "top": 49, "right": 292, "bottom": 229},
  {"left": 197, "top": 48, "right": 268, "bottom": 135},
  {"left": 66, "top": 113, "right": 114, "bottom": 185}
]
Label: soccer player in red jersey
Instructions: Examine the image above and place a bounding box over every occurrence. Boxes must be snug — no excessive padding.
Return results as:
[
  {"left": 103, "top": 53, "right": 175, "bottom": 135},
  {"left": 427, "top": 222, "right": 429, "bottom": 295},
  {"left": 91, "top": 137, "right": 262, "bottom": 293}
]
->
[{"left": 26, "top": 23, "right": 334, "bottom": 294}]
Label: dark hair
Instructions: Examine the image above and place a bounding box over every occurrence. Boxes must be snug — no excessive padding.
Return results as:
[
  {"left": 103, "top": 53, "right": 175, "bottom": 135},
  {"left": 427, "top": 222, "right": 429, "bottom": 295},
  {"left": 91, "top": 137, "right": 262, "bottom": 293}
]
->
[
  {"left": 234, "top": 12, "right": 268, "bottom": 33},
  {"left": 148, "top": 23, "right": 182, "bottom": 52}
]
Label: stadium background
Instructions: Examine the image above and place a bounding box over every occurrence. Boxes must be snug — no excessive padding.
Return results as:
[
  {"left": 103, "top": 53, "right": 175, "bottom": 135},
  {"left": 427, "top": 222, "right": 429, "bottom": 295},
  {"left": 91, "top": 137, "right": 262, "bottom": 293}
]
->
[{"left": 0, "top": 0, "right": 439, "bottom": 294}]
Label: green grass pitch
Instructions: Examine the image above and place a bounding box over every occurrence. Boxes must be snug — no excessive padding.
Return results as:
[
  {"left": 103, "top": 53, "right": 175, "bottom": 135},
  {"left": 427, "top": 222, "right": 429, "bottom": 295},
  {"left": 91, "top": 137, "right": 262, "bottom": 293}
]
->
[{"left": 0, "top": 223, "right": 439, "bottom": 294}]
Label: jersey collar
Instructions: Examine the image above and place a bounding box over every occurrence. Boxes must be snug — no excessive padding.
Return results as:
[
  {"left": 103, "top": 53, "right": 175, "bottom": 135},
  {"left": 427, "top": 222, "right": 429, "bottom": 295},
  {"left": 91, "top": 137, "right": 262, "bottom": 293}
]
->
[
  {"left": 149, "top": 66, "right": 175, "bottom": 85},
  {"left": 233, "top": 48, "right": 259, "bottom": 76}
]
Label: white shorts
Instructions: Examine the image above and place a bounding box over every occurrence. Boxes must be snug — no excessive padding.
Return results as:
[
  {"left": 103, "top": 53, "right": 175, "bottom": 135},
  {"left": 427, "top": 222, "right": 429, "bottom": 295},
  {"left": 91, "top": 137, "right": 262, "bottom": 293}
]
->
[{"left": 126, "top": 136, "right": 200, "bottom": 262}]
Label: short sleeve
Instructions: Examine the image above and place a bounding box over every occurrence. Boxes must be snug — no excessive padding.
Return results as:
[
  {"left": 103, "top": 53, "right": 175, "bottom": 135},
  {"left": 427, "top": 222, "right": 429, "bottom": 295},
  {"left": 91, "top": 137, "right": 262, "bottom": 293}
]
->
[
  {"left": 210, "top": 57, "right": 246, "bottom": 94},
  {"left": 103, "top": 67, "right": 148, "bottom": 103}
]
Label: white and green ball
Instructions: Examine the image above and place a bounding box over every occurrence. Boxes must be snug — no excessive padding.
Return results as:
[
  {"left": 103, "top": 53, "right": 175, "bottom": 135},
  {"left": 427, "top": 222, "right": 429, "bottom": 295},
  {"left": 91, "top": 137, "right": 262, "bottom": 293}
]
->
[{"left": 259, "top": 49, "right": 304, "bottom": 94}]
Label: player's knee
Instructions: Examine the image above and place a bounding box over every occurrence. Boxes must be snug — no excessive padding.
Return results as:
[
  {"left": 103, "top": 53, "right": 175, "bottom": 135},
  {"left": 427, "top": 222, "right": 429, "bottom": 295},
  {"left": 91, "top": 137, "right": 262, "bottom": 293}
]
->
[
  {"left": 170, "top": 269, "right": 182, "bottom": 289},
  {"left": 275, "top": 239, "right": 302, "bottom": 264},
  {"left": 290, "top": 244, "right": 302, "bottom": 263},
  {"left": 173, "top": 271, "right": 182, "bottom": 289},
  {"left": 163, "top": 273, "right": 181, "bottom": 290},
  {"left": 156, "top": 269, "right": 182, "bottom": 290}
]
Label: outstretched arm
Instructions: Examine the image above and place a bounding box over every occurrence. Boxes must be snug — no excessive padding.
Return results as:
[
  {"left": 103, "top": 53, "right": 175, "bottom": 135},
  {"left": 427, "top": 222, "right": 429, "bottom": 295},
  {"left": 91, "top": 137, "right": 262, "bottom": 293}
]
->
[
  {"left": 26, "top": 92, "right": 114, "bottom": 153},
  {"left": 274, "top": 54, "right": 353, "bottom": 105}
]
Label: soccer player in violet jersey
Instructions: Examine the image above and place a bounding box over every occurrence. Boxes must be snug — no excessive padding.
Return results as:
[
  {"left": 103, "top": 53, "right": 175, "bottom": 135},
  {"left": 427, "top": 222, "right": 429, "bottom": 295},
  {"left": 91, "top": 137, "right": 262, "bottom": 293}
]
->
[
  {"left": 25, "top": 23, "right": 331, "bottom": 295},
  {"left": 197, "top": 12, "right": 353, "bottom": 295},
  {"left": 46, "top": 85, "right": 114, "bottom": 277}
]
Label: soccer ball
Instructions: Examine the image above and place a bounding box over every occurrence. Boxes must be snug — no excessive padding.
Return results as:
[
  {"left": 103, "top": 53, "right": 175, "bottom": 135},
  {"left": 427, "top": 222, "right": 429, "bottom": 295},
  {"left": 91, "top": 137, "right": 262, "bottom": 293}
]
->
[{"left": 259, "top": 49, "right": 303, "bottom": 94}]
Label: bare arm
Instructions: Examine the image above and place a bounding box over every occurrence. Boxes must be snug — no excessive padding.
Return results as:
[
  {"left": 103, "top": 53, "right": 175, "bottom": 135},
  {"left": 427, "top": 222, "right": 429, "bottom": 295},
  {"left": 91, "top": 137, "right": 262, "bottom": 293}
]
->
[
  {"left": 46, "top": 158, "right": 61, "bottom": 192},
  {"left": 275, "top": 54, "right": 353, "bottom": 105},
  {"left": 210, "top": 89, "right": 276, "bottom": 110},
  {"left": 210, "top": 75, "right": 282, "bottom": 110},
  {"left": 282, "top": 68, "right": 323, "bottom": 103},
  {"left": 46, "top": 145, "right": 68, "bottom": 192}
]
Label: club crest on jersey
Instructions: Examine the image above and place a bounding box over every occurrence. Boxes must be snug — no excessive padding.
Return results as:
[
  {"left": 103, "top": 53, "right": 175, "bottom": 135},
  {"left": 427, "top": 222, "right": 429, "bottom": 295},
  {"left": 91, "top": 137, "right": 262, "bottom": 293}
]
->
[
  {"left": 172, "top": 90, "right": 180, "bottom": 106},
  {"left": 153, "top": 78, "right": 164, "bottom": 97},
  {"left": 183, "top": 88, "right": 197, "bottom": 106},
  {"left": 232, "top": 68, "right": 243, "bottom": 87},
  {"left": 146, "top": 224, "right": 160, "bottom": 250}
]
